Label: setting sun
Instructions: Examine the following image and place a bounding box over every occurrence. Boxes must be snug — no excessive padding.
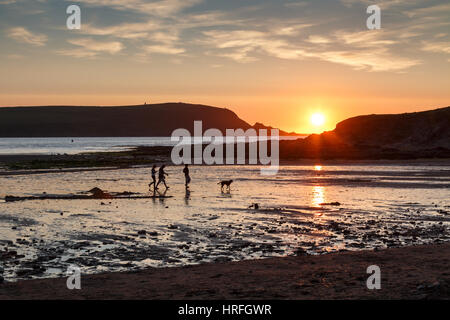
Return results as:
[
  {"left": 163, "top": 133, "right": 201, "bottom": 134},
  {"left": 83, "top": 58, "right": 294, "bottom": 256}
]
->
[{"left": 311, "top": 113, "right": 325, "bottom": 127}]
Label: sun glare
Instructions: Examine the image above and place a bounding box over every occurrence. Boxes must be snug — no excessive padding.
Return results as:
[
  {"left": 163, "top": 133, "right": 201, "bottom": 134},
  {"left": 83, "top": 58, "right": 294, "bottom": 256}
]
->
[{"left": 311, "top": 113, "right": 325, "bottom": 127}]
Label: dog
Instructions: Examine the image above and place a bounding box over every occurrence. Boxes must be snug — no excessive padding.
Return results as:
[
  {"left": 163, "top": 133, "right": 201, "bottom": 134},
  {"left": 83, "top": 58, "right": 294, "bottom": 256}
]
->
[{"left": 218, "top": 180, "right": 233, "bottom": 191}]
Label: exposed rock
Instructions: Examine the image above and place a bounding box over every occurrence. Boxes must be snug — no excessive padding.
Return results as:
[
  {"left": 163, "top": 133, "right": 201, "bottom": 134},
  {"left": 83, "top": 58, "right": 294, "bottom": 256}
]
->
[{"left": 319, "top": 202, "right": 341, "bottom": 206}]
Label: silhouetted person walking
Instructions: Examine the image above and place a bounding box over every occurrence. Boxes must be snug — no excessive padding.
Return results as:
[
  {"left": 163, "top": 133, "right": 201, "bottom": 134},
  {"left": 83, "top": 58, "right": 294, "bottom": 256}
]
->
[
  {"left": 156, "top": 165, "right": 169, "bottom": 189},
  {"left": 149, "top": 165, "right": 157, "bottom": 191},
  {"left": 183, "top": 164, "right": 191, "bottom": 189}
]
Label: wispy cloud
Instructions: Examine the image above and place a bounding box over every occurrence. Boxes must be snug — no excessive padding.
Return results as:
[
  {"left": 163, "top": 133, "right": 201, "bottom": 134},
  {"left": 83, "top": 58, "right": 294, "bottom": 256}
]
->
[
  {"left": 143, "top": 44, "right": 185, "bottom": 55},
  {"left": 284, "top": 1, "right": 309, "bottom": 8},
  {"left": 7, "top": 27, "right": 47, "bottom": 46},
  {"left": 318, "top": 48, "right": 420, "bottom": 72},
  {"left": 404, "top": 3, "right": 450, "bottom": 17},
  {"left": 203, "top": 30, "right": 303, "bottom": 62},
  {"left": 341, "top": 0, "right": 418, "bottom": 9},
  {"left": 4, "top": 0, "right": 445, "bottom": 73},
  {"left": 306, "top": 35, "right": 331, "bottom": 44},
  {"left": 57, "top": 38, "right": 124, "bottom": 58},
  {"left": 0, "top": 0, "right": 17, "bottom": 4},
  {"left": 203, "top": 27, "right": 420, "bottom": 72},
  {"left": 71, "top": 0, "right": 202, "bottom": 17},
  {"left": 81, "top": 21, "right": 159, "bottom": 39},
  {"left": 422, "top": 41, "right": 450, "bottom": 54},
  {"left": 335, "top": 30, "right": 397, "bottom": 47}
]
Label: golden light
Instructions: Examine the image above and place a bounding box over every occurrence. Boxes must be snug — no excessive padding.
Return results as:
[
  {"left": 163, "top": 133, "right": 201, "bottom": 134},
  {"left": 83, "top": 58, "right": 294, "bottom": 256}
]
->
[
  {"left": 311, "top": 113, "right": 325, "bottom": 126},
  {"left": 314, "top": 165, "right": 322, "bottom": 171},
  {"left": 311, "top": 186, "right": 325, "bottom": 207}
]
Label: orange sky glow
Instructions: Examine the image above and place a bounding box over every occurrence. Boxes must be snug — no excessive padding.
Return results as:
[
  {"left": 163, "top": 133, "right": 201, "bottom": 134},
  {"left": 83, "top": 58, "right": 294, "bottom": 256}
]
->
[{"left": 1, "top": 0, "right": 449, "bottom": 133}]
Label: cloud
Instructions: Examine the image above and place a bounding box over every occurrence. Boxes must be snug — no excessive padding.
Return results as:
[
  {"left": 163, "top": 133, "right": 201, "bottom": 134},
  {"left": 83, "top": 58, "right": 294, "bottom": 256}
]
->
[
  {"left": 71, "top": 0, "right": 202, "bottom": 17},
  {"left": 57, "top": 38, "right": 124, "bottom": 57},
  {"left": 273, "top": 24, "right": 313, "bottom": 36},
  {"left": 202, "top": 27, "right": 421, "bottom": 72},
  {"left": 56, "top": 48, "right": 98, "bottom": 58},
  {"left": 284, "top": 1, "right": 308, "bottom": 8},
  {"left": 0, "top": 0, "right": 17, "bottom": 4},
  {"left": 10, "top": 0, "right": 436, "bottom": 72},
  {"left": 143, "top": 44, "right": 185, "bottom": 55},
  {"left": 422, "top": 41, "right": 450, "bottom": 54},
  {"left": 202, "top": 30, "right": 296, "bottom": 62},
  {"left": 306, "top": 35, "right": 331, "bottom": 44},
  {"left": 340, "top": 0, "right": 417, "bottom": 9},
  {"left": 335, "top": 30, "right": 396, "bottom": 47},
  {"left": 6, "top": 53, "right": 24, "bottom": 59},
  {"left": 71, "top": 3, "right": 235, "bottom": 59},
  {"left": 7, "top": 27, "right": 47, "bottom": 46},
  {"left": 317, "top": 49, "right": 420, "bottom": 72},
  {"left": 81, "top": 21, "right": 159, "bottom": 39},
  {"left": 404, "top": 3, "right": 450, "bottom": 18}
]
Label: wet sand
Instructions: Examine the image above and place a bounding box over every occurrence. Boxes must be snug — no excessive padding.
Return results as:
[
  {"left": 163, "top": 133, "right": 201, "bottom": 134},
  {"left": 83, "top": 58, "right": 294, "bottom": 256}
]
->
[
  {"left": 1, "top": 149, "right": 449, "bottom": 174},
  {"left": 1, "top": 243, "right": 449, "bottom": 300},
  {"left": 1, "top": 162, "right": 449, "bottom": 283}
]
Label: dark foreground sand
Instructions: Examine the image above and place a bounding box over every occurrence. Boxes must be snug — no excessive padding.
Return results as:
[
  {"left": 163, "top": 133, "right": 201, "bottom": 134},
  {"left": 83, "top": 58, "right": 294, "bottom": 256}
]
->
[{"left": 1, "top": 243, "right": 449, "bottom": 300}]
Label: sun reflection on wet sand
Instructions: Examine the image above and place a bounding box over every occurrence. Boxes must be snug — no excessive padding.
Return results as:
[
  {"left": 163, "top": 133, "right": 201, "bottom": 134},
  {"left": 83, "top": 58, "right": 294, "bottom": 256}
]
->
[
  {"left": 1, "top": 164, "right": 449, "bottom": 281},
  {"left": 311, "top": 185, "right": 325, "bottom": 207}
]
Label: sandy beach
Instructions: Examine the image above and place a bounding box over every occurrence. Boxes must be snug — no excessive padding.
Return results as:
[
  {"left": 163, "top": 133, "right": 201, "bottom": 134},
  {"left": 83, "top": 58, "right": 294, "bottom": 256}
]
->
[
  {"left": 1, "top": 243, "right": 449, "bottom": 300},
  {"left": 1, "top": 160, "right": 449, "bottom": 285}
]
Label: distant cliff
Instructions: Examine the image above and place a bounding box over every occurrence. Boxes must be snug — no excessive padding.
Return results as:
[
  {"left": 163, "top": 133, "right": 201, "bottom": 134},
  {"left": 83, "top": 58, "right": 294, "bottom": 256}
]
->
[
  {"left": 280, "top": 106, "right": 450, "bottom": 159},
  {"left": 0, "top": 103, "right": 295, "bottom": 137}
]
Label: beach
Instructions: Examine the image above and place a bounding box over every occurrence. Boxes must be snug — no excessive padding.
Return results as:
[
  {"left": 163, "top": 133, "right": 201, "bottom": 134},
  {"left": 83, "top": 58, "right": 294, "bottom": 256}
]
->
[
  {"left": 2, "top": 0, "right": 449, "bottom": 304},
  {"left": 1, "top": 143, "right": 449, "bottom": 300},
  {"left": 1, "top": 157, "right": 449, "bottom": 284},
  {"left": 1, "top": 243, "right": 449, "bottom": 299}
]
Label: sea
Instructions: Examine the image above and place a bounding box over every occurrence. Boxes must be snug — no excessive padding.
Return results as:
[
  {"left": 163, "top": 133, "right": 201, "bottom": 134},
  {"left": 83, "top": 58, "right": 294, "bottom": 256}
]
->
[{"left": 0, "top": 136, "right": 304, "bottom": 155}]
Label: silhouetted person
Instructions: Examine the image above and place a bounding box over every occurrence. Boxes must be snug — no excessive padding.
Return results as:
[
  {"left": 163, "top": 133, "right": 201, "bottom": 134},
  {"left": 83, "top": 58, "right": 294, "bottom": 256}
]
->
[
  {"left": 183, "top": 164, "right": 191, "bottom": 189},
  {"left": 156, "top": 165, "right": 169, "bottom": 189},
  {"left": 149, "top": 165, "right": 157, "bottom": 191}
]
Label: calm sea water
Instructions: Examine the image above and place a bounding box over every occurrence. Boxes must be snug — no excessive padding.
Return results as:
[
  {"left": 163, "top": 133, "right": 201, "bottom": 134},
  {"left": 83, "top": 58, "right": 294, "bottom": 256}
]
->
[
  {"left": 0, "top": 137, "right": 303, "bottom": 155},
  {"left": 0, "top": 137, "right": 176, "bottom": 155}
]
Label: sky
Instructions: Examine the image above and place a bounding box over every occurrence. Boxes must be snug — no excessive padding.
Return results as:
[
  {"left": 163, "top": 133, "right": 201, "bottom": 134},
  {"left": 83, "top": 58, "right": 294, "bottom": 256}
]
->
[{"left": 0, "top": 0, "right": 449, "bottom": 133}]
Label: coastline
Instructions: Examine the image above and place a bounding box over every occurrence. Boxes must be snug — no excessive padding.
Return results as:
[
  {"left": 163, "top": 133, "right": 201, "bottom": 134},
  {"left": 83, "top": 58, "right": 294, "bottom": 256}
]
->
[
  {"left": 1, "top": 243, "right": 449, "bottom": 300},
  {"left": 1, "top": 148, "right": 449, "bottom": 177}
]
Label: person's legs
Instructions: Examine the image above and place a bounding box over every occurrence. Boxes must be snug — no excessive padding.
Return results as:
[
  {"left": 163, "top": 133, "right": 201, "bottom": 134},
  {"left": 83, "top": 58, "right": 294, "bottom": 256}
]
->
[
  {"left": 149, "top": 177, "right": 156, "bottom": 190},
  {"left": 186, "top": 176, "right": 191, "bottom": 188}
]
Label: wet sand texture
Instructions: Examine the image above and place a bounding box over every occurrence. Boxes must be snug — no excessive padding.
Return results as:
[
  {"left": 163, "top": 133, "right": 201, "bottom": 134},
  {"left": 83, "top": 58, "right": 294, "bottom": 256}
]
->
[{"left": 1, "top": 243, "right": 449, "bottom": 300}]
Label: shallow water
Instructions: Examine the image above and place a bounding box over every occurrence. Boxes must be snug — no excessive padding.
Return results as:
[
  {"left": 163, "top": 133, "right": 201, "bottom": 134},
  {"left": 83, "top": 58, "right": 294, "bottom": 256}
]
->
[
  {"left": 0, "top": 136, "right": 302, "bottom": 155},
  {"left": 0, "top": 137, "right": 176, "bottom": 155},
  {"left": 0, "top": 163, "right": 449, "bottom": 281}
]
